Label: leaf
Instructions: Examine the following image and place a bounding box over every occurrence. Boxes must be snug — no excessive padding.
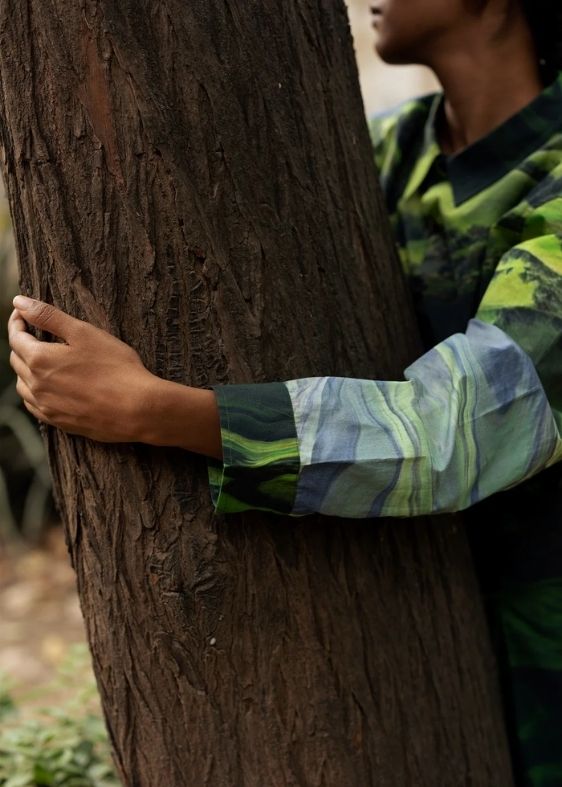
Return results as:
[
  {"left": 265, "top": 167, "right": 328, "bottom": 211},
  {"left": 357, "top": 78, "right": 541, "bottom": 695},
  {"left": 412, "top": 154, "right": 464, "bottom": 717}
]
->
[
  {"left": 3, "top": 772, "right": 34, "bottom": 787},
  {"left": 32, "top": 762, "right": 55, "bottom": 785},
  {"left": 0, "top": 694, "right": 16, "bottom": 721}
]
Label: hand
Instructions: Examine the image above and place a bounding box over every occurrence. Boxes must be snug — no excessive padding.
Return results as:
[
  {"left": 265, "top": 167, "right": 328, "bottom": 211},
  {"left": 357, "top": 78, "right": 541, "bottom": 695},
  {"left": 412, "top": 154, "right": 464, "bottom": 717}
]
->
[{"left": 8, "top": 295, "right": 156, "bottom": 443}]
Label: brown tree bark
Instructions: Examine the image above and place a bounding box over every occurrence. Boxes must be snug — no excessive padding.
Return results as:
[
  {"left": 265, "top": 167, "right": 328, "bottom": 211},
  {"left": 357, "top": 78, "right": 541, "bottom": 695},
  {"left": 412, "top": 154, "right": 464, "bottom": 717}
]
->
[{"left": 0, "top": 1, "right": 513, "bottom": 785}]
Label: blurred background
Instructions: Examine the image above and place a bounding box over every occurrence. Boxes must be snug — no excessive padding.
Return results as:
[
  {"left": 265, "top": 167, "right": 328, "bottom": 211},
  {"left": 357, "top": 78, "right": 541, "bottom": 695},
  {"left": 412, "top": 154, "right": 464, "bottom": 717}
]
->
[{"left": 0, "top": 0, "right": 439, "bottom": 751}]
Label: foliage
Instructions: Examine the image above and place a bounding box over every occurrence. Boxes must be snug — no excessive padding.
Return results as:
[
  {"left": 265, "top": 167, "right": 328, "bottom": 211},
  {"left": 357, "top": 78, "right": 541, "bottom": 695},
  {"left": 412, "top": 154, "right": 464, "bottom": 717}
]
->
[
  {"left": 0, "top": 189, "right": 53, "bottom": 546},
  {"left": 0, "top": 646, "right": 119, "bottom": 787},
  {"left": 0, "top": 312, "right": 53, "bottom": 545},
  {"left": 0, "top": 374, "right": 52, "bottom": 545}
]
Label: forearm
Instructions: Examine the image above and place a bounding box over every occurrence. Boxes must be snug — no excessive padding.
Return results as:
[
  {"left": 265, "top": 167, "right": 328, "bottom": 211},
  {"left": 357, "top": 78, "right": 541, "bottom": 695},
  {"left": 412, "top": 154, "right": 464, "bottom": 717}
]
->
[{"left": 138, "top": 375, "right": 223, "bottom": 460}]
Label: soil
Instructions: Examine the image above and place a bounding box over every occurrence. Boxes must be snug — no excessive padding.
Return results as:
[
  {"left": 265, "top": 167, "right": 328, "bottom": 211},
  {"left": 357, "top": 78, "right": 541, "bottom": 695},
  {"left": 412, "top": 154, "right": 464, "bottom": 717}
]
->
[{"left": 0, "top": 526, "right": 88, "bottom": 703}]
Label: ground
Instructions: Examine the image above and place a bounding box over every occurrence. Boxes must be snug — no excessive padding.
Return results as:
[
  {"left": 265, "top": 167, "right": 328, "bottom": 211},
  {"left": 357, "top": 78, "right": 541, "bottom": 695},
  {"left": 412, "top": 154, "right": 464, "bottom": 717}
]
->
[{"left": 0, "top": 526, "right": 89, "bottom": 708}]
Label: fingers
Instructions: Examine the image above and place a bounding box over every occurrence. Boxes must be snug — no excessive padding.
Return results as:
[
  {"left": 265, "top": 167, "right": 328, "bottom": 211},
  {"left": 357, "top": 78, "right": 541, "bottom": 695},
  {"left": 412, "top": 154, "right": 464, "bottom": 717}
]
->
[
  {"left": 7, "top": 307, "right": 26, "bottom": 335},
  {"left": 9, "top": 348, "right": 31, "bottom": 386},
  {"left": 8, "top": 308, "right": 30, "bottom": 345},
  {"left": 23, "top": 399, "right": 50, "bottom": 425},
  {"left": 8, "top": 308, "right": 46, "bottom": 363},
  {"left": 12, "top": 295, "right": 83, "bottom": 343},
  {"left": 15, "top": 376, "right": 48, "bottom": 424}
]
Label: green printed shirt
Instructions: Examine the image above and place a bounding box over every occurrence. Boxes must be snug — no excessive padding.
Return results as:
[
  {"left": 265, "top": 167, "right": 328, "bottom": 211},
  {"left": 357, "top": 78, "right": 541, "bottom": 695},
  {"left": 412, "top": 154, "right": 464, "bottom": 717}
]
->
[{"left": 208, "top": 73, "right": 562, "bottom": 784}]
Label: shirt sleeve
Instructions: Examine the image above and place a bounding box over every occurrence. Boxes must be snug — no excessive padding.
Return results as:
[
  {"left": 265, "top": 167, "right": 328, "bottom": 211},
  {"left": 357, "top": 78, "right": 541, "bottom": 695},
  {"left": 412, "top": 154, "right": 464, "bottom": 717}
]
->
[{"left": 207, "top": 231, "right": 562, "bottom": 519}]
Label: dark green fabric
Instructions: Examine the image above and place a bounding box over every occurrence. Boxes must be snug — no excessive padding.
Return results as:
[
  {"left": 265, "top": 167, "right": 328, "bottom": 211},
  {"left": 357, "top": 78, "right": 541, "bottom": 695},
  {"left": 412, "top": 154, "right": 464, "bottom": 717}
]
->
[{"left": 207, "top": 383, "right": 300, "bottom": 515}]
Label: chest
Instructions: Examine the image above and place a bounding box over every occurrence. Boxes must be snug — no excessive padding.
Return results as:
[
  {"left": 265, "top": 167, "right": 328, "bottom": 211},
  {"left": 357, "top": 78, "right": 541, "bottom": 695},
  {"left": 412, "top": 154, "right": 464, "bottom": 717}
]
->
[{"left": 391, "top": 178, "right": 535, "bottom": 349}]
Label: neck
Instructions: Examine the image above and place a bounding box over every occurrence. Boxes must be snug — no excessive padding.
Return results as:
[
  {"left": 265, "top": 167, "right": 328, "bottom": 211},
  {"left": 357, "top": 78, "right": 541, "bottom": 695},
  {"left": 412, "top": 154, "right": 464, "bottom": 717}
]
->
[{"left": 428, "top": 17, "right": 544, "bottom": 155}]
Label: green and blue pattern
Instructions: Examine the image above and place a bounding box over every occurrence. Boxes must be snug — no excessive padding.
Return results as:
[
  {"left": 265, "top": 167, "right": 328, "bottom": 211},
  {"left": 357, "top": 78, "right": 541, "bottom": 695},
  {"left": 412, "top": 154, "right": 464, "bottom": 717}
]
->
[
  {"left": 286, "top": 320, "right": 560, "bottom": 518},
  {"left": 207, "top": 383, "right": 299, "bottom": 514},
  {"left": 207, "top": 72, "right": 562, "bottom": 784}
]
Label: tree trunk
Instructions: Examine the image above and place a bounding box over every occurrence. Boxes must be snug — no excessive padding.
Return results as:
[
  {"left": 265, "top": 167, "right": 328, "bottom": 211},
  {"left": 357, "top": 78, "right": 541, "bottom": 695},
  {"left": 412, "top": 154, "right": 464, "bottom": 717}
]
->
[{"left": 0, "top": 1, "right": 513, "bottom": 785}]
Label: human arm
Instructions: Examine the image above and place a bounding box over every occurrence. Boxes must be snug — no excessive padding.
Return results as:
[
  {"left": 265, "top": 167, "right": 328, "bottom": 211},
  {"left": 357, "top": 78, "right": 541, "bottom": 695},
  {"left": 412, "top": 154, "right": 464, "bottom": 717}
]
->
[
  {"left": 8, "top": 222, "right": 562, "bottom": 520},
  {"left": 7, "top": 296, "right": 223, "bottom": 460},
  {"left": 207, "top": 225, "right": 562, "bottom": 518}
]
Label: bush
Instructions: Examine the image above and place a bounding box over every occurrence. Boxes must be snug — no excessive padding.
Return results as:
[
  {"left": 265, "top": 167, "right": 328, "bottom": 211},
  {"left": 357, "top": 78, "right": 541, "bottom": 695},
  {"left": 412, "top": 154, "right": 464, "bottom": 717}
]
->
[{"left": 0, "top": 646, "right": 119, "bottom": 787}]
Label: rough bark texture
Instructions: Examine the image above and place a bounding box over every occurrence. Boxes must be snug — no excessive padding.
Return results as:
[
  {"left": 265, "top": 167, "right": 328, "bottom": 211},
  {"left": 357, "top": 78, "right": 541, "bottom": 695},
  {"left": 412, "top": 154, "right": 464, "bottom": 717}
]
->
[{"left": 0, "top": 2, "right": 513, "bottom": 785}]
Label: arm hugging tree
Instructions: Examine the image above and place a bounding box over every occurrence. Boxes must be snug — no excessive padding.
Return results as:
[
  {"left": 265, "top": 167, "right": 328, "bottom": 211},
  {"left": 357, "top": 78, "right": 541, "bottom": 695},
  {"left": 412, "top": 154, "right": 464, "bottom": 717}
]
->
[{"left": 0, "top": 1, "right": 512, "bottom": 785}]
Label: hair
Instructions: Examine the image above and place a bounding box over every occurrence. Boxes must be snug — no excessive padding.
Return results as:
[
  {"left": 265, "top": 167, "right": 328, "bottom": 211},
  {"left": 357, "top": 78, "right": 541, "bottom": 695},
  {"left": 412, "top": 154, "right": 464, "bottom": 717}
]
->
[
  {"left": 469, "top": 0, "right": 562, "bottom": 82},
  {"left": 521, "top": 0, "right": 562, "bottom": 81}
]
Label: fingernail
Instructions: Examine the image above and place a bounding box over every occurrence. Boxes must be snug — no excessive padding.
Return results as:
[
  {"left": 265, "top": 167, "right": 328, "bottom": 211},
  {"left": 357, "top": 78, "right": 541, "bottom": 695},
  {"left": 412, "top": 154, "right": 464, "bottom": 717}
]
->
[{"left": 13, "top": 295, "right": 35, "bottom": 310}]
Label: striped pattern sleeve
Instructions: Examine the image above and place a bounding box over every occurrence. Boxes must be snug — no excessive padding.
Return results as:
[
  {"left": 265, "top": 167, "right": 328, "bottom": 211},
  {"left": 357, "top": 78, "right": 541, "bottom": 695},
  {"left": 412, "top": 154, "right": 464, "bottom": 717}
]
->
[
  {"left": 208, "top": 225, "right": 562, "bottom": 519},
  {"left": 287, "top": 319, "right": 561, "bottom": 518},
  {"left": 208, "top": 320, "right": 561, "bottom": 518}
]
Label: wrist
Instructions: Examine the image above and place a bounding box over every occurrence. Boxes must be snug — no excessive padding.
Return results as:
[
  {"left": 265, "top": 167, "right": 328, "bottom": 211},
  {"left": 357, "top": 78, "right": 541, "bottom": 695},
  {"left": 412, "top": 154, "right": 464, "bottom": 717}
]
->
[{"left": 134, "top": 374, "right": 223, "bottom": 459}]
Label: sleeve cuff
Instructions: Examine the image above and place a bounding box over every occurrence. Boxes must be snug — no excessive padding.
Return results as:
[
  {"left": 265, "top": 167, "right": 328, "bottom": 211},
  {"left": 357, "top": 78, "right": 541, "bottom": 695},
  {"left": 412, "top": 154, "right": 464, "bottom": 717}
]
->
[{"left": 206, "top": 382, "right": 301, "bottom": 515}]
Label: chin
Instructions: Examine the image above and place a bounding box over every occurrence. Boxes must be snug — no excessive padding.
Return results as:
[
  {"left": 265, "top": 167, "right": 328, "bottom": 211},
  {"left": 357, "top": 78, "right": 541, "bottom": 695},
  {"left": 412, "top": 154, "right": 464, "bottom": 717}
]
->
[{"left": 375, "top": 38, "right": 417, "bottom": 66}]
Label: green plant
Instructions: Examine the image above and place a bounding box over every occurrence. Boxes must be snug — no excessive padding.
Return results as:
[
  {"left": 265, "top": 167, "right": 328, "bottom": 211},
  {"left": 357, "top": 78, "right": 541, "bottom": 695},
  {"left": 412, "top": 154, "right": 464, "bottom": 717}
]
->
[
  {"left": 0, "top": 198, "right": 52, "bottom": 546},
  {"left": 0, "top": 646, "right": 119, "bottom": 787},
  {"left": 0, "top": 358, "right": 53, "bottom": 546}
]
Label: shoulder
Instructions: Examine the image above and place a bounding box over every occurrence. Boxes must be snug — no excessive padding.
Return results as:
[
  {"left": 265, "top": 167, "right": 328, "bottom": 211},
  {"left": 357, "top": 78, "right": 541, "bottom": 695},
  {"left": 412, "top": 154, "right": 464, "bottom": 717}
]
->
[{"left": 367, "top": 93, "right": 438, "bottom": 174}]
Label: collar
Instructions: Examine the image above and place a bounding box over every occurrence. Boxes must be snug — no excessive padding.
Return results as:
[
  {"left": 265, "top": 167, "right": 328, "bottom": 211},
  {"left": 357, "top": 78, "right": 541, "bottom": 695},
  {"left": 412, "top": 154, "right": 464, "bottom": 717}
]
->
[{"left": 417, "top": 71, "right": 562, "bottom": 206}]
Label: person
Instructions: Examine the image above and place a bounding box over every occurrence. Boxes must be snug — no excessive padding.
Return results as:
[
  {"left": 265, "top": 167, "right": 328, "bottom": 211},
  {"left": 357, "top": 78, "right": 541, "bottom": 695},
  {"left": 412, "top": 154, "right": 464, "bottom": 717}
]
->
[{"left": 6, "top": 0, "right": 562, "bottom": 782}]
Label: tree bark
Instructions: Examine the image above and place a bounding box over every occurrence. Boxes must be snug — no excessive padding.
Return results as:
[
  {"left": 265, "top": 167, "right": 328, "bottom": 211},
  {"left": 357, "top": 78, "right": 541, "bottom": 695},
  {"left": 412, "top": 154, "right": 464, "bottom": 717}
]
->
[{"left": 0, "top": 1, "right": 513, "bottom": 785}]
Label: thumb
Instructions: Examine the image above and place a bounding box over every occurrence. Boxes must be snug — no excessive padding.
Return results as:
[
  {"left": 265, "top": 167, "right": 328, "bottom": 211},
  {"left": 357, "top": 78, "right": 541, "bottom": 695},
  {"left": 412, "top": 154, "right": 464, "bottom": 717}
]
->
[{"left": 12, "top": 296, "right": 82, "bottom": 342}]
